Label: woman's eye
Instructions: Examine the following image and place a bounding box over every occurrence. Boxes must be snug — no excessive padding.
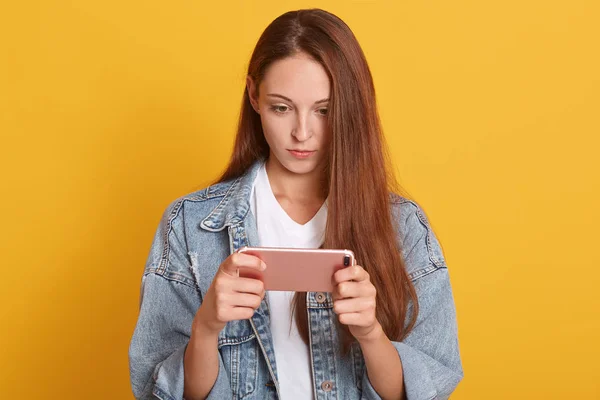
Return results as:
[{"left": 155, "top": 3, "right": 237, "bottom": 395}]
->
[
  {"left": 271, "top": 105, "right": 290, "bottom": 113},
  {"left": 317, "top": 108, "right": 328, "bottom": 116}
]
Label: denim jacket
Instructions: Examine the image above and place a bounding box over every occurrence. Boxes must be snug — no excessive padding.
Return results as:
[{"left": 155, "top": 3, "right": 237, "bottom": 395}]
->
[{"left": 129, "top": 160, "right": 463, "bottom": 400}]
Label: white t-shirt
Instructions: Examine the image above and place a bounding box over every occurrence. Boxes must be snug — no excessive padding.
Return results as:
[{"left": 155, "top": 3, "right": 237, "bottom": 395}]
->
[{"left": 250, "top": 162, "right": 327, "bottom": 400}]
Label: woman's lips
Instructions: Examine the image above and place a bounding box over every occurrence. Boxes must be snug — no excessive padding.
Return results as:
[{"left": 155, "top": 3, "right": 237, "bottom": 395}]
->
[{"left": 288, "top": 150, "right": 316, "bottom": 159}]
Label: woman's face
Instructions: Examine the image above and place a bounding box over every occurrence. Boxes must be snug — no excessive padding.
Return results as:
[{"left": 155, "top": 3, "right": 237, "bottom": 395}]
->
[{"left": 247, "top": 52, "right": 331, "bottom": 176}]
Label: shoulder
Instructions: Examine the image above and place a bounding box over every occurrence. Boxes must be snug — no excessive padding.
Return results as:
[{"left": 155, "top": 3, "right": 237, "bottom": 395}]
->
[
  {"left": 389, "top": 193, "right": 447, "bottom": 281},
  {"left": 388, "top": 193, "right": 436, "bottom": 236},
  {"left": 158, "top": 178, "right": 238, "bottom": 225},
  {"left": 143, "top": 179, "right": 238, "bottom": 282}
]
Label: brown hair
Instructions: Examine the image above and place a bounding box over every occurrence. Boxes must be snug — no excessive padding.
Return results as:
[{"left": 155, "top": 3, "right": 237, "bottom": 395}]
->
[{"left": 217, "top": 8, "right": 418, "bottom": 349}]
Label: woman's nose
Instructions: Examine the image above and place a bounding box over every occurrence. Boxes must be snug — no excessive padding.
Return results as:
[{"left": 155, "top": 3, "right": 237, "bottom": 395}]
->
[{"left": 292, "top": 115, "right": 312, "bottom": 141}]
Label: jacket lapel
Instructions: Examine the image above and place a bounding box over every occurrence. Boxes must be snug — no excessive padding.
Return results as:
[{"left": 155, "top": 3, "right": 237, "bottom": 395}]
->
[{"left": 200, "top": 159, "right": 281, "bottom": 390}]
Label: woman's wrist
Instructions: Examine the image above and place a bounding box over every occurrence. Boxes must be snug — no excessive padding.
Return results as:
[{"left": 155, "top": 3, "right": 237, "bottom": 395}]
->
[
  {"left": 356, "top": 322, "right": 386, "bottom": 346},
  {"left": 191, "top": 317, "right": 222, "bottom": 342}
]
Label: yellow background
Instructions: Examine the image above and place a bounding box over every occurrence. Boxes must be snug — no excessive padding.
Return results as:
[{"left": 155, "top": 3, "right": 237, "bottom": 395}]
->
[{"left": 1, "top": 0, "right": 599, "bottom": 398}]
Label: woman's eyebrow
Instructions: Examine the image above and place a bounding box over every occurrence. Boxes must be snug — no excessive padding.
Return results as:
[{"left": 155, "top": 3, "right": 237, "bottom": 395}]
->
[{"left": 266, "top": 93, "right": 330, "bottom": 104}]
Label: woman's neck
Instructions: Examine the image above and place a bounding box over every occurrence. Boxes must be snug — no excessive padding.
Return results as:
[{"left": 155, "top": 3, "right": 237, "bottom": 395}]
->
[{"left": 264, "top": 157, "right": 326, "bottom": 204}]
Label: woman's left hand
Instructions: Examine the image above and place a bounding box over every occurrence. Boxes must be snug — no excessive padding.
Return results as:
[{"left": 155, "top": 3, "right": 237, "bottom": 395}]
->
[{"left": 332, "top": 264, "right": 382, "bottom": 343}]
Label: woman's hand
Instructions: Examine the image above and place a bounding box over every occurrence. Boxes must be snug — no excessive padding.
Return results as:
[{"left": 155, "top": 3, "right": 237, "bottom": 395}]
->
[
  {"left": 193, "top": 252, "right": 266, "bottom": 336},
  {"left": 332, "top": 264, "right": 382, "bottom": 343}
]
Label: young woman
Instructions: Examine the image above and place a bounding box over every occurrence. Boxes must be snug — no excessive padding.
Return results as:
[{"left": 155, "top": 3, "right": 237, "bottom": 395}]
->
[{"left": 129, "top": 8, "right": 462, "bottom": 400}]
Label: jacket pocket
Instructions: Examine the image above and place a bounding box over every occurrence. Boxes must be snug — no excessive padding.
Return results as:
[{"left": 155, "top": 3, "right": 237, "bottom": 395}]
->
[{"left": 218, "top": 319, "right": 259, "bottom": 399}]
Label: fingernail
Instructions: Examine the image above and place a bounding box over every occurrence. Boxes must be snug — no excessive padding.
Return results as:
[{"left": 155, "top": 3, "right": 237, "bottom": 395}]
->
[{"left": 261, "top": 261, "right": 267, "bottom": 270}]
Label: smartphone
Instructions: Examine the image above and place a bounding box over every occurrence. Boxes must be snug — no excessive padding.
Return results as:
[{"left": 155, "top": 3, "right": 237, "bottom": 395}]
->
[{"left": 235, "top": 246, "right": 356, "bottom": 292}]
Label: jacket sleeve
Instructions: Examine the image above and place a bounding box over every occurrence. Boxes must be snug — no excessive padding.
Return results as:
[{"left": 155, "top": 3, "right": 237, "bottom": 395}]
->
[
  {"left": 361, "top": 201, "right": 464, "bottom": 400},
  {"left": 128, "top": 202, "right": 232, "bottom": 400}
]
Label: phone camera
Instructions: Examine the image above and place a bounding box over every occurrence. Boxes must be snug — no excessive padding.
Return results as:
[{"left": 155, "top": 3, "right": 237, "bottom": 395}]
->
[{"left": 343, "top": 255, "right": 350, "bottom": 266}]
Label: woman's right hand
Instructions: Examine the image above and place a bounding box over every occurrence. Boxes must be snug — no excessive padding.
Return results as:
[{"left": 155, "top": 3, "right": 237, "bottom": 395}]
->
[{"left": 192, "top": 252, "right": 267, "bottom": 336}]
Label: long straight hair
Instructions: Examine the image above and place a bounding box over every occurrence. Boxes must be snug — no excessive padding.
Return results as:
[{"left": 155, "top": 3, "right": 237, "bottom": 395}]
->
[{"left": 217, "top": 9, "right": 418, "bottom": 349}]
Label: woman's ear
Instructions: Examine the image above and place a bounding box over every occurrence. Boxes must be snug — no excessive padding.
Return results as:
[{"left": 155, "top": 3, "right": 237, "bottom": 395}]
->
[{"left": 246, "top": 76, "right": 260, "bottom": 114}]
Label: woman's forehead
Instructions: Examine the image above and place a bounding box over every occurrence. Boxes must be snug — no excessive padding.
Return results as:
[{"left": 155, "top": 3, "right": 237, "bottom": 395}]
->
[{"left": 261, "top": 54, "right": 330, "bottom": 103}]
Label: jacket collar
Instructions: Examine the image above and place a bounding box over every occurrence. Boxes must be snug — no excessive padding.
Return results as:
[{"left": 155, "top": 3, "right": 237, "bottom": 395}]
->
[{"left": 200, "top": 159, "right": 264, "bottom": 232}]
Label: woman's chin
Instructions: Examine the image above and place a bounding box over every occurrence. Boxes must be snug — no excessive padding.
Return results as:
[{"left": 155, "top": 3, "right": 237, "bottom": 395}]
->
[
  {"left": 268, "top": 151, "right": 325, "bottom": 176},
  {"left": 282, "top": 159, "right": 322, "bottom": 176}
]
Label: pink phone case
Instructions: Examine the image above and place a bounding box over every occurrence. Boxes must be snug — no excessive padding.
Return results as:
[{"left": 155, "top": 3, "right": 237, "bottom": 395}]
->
[{"left": 235, "top": 246, "right": 356, "bottom": 292}]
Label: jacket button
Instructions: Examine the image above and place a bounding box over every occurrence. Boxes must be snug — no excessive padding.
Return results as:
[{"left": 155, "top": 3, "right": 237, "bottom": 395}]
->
[
  {"left": 321, "top": 380, "right": 333, "bottom": 392},
  {"left": 315, "top": 292, "right": 326, "bottom": 303}
]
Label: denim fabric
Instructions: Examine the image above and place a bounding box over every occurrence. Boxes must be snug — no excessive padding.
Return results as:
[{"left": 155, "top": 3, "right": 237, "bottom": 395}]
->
[{"left": 129, "top": 160, "right": 463, "bottom": 400}]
